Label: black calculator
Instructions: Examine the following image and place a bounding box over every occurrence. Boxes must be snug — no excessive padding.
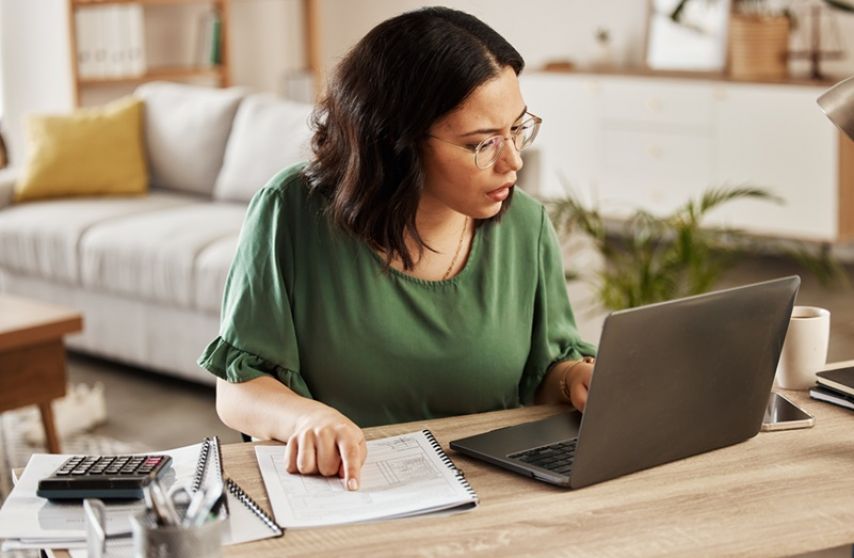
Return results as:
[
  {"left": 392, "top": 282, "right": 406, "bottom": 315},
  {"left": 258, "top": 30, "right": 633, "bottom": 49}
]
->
[{"left": 37, "top": 454, "right": 172, "bottom": 500}]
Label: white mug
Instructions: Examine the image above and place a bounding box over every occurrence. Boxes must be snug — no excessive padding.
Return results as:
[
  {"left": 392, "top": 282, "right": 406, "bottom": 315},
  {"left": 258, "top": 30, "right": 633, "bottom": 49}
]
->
[{"left": 775, "top": 306, "right": 830, "bottom": 390}]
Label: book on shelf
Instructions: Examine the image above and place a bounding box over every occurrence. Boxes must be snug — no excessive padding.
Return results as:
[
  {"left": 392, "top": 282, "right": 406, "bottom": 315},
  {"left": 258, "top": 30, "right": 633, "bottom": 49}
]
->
[
  {"left": 809, "top": 384, "right": 854, "bottom": 411},
  {"left": 75, "top": 5, "right": 146, "bottom": 80},
  {"left": 126, "top": 4, "right": 147, "bottom": 76},
  {"left": 195, "top": 8, "right": 223, "bottom": 67},
  {"left": 815, "top": 366, "right": 854, "bottom": 397}
]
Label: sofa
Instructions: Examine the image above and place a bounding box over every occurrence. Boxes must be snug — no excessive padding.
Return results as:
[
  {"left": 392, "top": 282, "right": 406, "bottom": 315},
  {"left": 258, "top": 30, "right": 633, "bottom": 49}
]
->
[{"left": 0, "top": 82, "right": 314, "bottom": 384}]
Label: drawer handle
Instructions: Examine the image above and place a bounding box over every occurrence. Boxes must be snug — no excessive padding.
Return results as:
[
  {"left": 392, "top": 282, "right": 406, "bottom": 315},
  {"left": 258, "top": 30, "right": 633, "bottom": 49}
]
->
[{"left": 646, "top": 98, "right": 663, "bottom": 112}]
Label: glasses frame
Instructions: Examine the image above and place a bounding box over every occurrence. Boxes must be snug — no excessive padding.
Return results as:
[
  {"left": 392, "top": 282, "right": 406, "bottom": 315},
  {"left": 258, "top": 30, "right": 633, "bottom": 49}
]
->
[{"left": 428, "top": 112, "right": 543, "bottom": 169}]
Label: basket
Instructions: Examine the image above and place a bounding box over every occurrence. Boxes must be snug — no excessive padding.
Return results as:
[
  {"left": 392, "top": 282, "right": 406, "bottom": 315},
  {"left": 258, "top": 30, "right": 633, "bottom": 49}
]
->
[{"left": 728, "top": 14, "right": 791, "bottom": 80}]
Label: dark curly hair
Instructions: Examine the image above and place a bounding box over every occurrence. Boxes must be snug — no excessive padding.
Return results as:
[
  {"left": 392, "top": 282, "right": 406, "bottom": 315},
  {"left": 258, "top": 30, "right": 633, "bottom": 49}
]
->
[{"left": 303, "top": 7, "right": 525, "bottom": 270}]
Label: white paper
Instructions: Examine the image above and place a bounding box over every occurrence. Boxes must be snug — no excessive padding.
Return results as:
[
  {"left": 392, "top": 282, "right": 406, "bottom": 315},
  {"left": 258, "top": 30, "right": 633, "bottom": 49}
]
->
[
  {"left": 256, "top": 430, "right": 477, "bottom": 528},
  {"left": 0, "top": 440, "right": 280, "bottom": 551}
]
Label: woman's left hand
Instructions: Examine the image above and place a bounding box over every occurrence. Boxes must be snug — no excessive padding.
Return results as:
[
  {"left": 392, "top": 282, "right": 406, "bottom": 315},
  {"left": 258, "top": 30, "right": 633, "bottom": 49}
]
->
[{"left": 564, "top": 361, "right": 594, "bottom": 411}]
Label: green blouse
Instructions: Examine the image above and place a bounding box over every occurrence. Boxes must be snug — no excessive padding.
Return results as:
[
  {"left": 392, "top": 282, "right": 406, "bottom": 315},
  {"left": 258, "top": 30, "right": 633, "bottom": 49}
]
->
[{"left": 198, "top": 163, "right": 596, "bottom": 427}]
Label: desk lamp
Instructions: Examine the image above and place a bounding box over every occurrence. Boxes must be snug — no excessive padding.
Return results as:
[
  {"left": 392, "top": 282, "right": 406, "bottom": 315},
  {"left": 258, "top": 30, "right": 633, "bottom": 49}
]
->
[
  {"left": 819, "top": 76, "right": 854, "bottom": 141},
  {"left": 818, "top": 0, "right": 854, "bottom": 140}
]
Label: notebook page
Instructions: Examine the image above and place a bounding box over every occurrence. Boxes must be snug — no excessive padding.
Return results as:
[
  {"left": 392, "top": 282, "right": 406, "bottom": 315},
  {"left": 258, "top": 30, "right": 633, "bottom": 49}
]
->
[{"left": 255, "top": 430, "right": 477, "bottom": 528}]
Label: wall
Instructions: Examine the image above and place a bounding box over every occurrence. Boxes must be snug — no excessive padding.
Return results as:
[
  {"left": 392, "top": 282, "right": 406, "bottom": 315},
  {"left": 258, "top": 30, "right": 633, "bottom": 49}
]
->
[
  {"left": 1, "top": 0, "right": 853, "bottom": 164},
  {"left": 315, "top": 0, "right": 854, "bottom": 84},
  {"left": 316, "top": 0, "right": 649, "bottom": 82},
  {"left": 229, "top": 0, "right": 305, "bottom": 94},
  {"left": 0, "top": 0, "right": 75, "bottom": 166}
]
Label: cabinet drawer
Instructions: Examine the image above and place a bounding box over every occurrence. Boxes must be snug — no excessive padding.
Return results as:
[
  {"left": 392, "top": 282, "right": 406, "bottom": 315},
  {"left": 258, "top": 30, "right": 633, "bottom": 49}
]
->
[
  {"left": 599, "top": 78, "right": 714, "bottom": 129},
  {"left": 602, "top": 128, "right": 713, "bottom": 178},
  {"left": 599, "top": 128, "right": 713, "bottom": 215}
]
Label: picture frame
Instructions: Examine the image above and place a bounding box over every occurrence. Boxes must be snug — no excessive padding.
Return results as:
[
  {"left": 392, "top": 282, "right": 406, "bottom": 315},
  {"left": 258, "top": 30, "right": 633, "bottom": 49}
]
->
[{"left": 644, "top": 0, "right": 732, "bottom": 73}]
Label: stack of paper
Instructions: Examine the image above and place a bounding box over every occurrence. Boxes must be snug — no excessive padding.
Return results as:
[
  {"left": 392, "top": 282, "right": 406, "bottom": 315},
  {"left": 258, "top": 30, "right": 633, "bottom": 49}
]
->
[
  {"left": 0, "top": 440, "right": 280, "bottom": 555},
  {"left": 0, "top": 444, "right": 201, "bottom": 553}
]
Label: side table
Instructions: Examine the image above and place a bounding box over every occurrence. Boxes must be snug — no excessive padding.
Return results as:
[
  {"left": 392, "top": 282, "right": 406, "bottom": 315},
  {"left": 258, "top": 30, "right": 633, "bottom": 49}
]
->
[{"left": 0, "top": 295, "right": 83, "bottom": 453}]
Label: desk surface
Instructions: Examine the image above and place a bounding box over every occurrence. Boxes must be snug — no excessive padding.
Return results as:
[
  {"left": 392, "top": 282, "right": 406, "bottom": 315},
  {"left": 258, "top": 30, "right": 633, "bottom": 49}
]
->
[{"left": 216, "top": 389, "right": 854, "bottom": 558}]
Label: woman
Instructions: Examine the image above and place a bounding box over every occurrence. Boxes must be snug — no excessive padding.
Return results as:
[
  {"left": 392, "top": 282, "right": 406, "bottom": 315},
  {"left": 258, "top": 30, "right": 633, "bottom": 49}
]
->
[{"left": 199, "top": 7, "right": 596, "bottom": 491}]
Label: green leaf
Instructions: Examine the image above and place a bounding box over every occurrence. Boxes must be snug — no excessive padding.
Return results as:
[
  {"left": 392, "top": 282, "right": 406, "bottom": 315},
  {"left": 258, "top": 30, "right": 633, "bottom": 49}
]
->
[{"left": 551, "top": 181, "right": 845, "bottom": 310}]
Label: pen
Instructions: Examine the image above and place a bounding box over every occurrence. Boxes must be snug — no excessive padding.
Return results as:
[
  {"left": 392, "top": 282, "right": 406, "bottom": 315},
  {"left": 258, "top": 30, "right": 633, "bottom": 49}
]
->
[
  {"left": 182, "top": 485, "right": 209, "bottom": 527},
  {"left": 188, "top": 480, "right": 224, "bottom": 527}
]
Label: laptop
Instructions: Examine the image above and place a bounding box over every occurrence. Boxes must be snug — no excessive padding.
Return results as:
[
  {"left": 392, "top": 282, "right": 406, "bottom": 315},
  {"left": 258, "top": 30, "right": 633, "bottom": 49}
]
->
[{"left": 450, "top": 276, "right": 800, "bottom": 489}]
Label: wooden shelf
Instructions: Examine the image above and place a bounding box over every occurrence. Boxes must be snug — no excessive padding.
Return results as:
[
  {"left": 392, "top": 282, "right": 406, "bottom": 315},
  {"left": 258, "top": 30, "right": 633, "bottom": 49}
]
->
[
  {"left": 536, "top": 65, "right": 842, "bottom": 88},
  {"left": 68, "top": 0, "right": 231, "bottom": 106},
  {"left": 78, "top": 65, "right": 226, "bottom": 86},
  {"left": 73, "top": 0, "right": 224, "bottom": 6}
]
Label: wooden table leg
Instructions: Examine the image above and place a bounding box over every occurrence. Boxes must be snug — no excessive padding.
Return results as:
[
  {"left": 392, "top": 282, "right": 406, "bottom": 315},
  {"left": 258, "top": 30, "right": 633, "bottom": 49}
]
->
[
  {"left": 0, "top": 339, "right": 67, "bottom": 453},
  {"left": 39, "top": 401, "right": 62, "bottom": 453}
]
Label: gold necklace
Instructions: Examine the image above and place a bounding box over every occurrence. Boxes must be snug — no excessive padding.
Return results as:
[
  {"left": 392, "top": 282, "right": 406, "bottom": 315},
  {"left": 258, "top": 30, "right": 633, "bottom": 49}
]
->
[{"left": 442, "top": 216, "right": 469, "bottom": 280}]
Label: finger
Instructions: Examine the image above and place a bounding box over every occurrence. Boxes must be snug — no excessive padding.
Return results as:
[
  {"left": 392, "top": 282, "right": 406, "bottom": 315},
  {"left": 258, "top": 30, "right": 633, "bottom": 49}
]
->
[
  {"left": 297, "top": 432, "right": 317, "bottom": 474},
  {"left": 338, "top": 436, "right": 368, "bottom": 480},
  {"left": 338, "top": 436, "right": 365, "bottom": 490},
  {"left": 285, "top": 435, "right": 299, "bottom": 474},
  {"left": 315, "top": 430, "right": 341, "bottom": 477},
  {"left": 359, "top": 436, "right": 368, "bottom": 467},
  {"left": 572, "top": 381, "right": 589, "bottom": 412},
  {"left": 581, "top": 367, "right": 593, "bottom": 390}
]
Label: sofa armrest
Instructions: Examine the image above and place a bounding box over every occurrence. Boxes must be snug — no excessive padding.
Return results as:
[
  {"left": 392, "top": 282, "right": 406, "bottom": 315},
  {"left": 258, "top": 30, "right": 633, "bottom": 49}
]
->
[{"left": 0, "top": 167, "right": 17, "bottom": 209}]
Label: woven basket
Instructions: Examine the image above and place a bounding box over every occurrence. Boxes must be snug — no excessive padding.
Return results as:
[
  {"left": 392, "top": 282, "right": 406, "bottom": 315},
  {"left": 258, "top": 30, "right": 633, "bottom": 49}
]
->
[{"left": 728, "top": 14, "right": 791, "bottom": 80}]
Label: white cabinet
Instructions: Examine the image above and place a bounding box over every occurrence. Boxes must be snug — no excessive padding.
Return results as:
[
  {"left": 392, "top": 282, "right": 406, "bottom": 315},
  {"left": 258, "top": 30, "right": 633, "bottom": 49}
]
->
[
  {"left": 521, "top": 72, "right": 854, "bottom": 243},
  {"left": 712, "top": 85, "right": 838, "bottom": 240},
  {"left": 520, "top": 73, "right": 600, "bottom": 200}
]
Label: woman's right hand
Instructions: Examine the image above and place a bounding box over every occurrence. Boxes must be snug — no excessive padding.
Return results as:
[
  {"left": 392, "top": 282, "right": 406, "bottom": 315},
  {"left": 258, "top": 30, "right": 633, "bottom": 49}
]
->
[{"left": 284, "top": 404, "right": 367, "bottom": 490}]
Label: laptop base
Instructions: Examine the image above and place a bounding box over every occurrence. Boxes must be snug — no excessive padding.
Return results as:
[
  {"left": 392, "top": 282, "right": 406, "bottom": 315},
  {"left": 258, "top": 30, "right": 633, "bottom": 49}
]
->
[{"left": 450, "top": 411, "right": 582, "bottom": 487}]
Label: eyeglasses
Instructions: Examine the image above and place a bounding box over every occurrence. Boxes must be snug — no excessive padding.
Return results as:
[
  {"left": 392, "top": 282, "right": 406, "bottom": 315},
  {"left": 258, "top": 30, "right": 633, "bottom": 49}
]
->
[{"left": 428, "top": 112, "right": 543, "bottom": 169}]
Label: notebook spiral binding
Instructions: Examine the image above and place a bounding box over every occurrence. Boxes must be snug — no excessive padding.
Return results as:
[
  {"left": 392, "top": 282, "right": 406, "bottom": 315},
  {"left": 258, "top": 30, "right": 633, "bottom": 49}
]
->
[
  {"left": 226, "top": 477, "right": 285, "bottom": 537},
  {"left": 191, "top": 437, "right": 213, "bottom": 493},
  {"left": 422, "top": 429, "right": 478, "bottom": 502}
]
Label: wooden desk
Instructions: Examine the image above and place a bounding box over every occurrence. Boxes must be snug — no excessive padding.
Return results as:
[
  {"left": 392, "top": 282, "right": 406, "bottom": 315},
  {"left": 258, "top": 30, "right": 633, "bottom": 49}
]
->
[
  {"left": 216, "top": 390, "right": 854, "bottom": 558},
  {"left": 0, "top": 295, "right": 82, "bottom": 453}
]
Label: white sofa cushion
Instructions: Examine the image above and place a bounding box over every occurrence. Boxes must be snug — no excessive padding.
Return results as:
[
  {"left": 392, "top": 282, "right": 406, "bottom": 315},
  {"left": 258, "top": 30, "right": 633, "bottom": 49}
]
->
[
  {"left": 193, "top": 235, "right": 238, "bottom": 313},
  {"left": 0, "top": 193, "right": 196, "bottom": 284},
  {"left": 213, "top": 93, "right": 313, "bottom": 203},
  {"left": 78, "top": 202, "right": 245, "bottom": 309},
  {"left": 136, "top": 82, "right": 245, "bottom": 196}
]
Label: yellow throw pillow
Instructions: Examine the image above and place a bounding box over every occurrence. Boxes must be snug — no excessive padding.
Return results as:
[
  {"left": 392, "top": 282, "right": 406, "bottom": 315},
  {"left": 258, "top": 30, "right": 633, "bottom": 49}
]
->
[{"left": 15, "top": 96, "right": 148, "bottom": 202}]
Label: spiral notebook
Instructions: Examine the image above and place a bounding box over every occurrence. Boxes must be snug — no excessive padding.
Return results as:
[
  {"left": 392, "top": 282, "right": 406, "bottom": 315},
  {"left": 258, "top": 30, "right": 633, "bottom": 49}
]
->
[
  {"left": 194, "top": 436, "right": 284, "bottom": 544},
  {"left": 255, "top": 429, "right": 478, "bottom": 528}
]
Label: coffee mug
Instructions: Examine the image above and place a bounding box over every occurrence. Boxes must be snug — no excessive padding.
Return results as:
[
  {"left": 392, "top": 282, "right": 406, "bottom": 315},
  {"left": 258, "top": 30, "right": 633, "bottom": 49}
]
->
[{"left": 775, "top": 306, "right": 830, "bottom": 390}]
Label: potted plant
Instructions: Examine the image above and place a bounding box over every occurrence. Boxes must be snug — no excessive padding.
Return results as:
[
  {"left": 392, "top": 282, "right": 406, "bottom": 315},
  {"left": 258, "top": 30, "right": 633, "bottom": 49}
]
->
[{"left": 548, "top": 186, "right": 842, "bottom": 311}]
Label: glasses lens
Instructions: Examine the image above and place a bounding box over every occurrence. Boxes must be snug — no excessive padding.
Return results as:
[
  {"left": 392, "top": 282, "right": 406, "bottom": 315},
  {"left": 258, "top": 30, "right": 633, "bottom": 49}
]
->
[
  {"left": 513, "top": 118, "right": 540, "bottom": 151},
  {"left": 474, "top": 137, "right": 502, "bottom": 169}
]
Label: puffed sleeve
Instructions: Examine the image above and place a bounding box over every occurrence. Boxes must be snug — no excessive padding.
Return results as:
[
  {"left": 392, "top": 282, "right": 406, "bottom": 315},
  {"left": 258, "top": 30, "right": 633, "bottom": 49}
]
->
[
  {"left": 197, "top": 185, "right": 312, "bottom": 398},
  {"left": 518, "top": 208, "right": 597, "bottom": 405}
]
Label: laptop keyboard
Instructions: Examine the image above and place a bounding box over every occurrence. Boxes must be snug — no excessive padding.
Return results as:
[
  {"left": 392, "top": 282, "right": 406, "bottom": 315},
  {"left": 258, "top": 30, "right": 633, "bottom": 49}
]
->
[{"left": 508, "top": 439, "right": 577, "bottom": 475}]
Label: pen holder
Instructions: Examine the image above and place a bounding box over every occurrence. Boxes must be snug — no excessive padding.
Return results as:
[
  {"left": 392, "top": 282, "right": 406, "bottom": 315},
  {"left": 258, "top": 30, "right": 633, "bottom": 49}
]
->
[{"left": 130, "top": 512, "right": 223, "bottom": 558}]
